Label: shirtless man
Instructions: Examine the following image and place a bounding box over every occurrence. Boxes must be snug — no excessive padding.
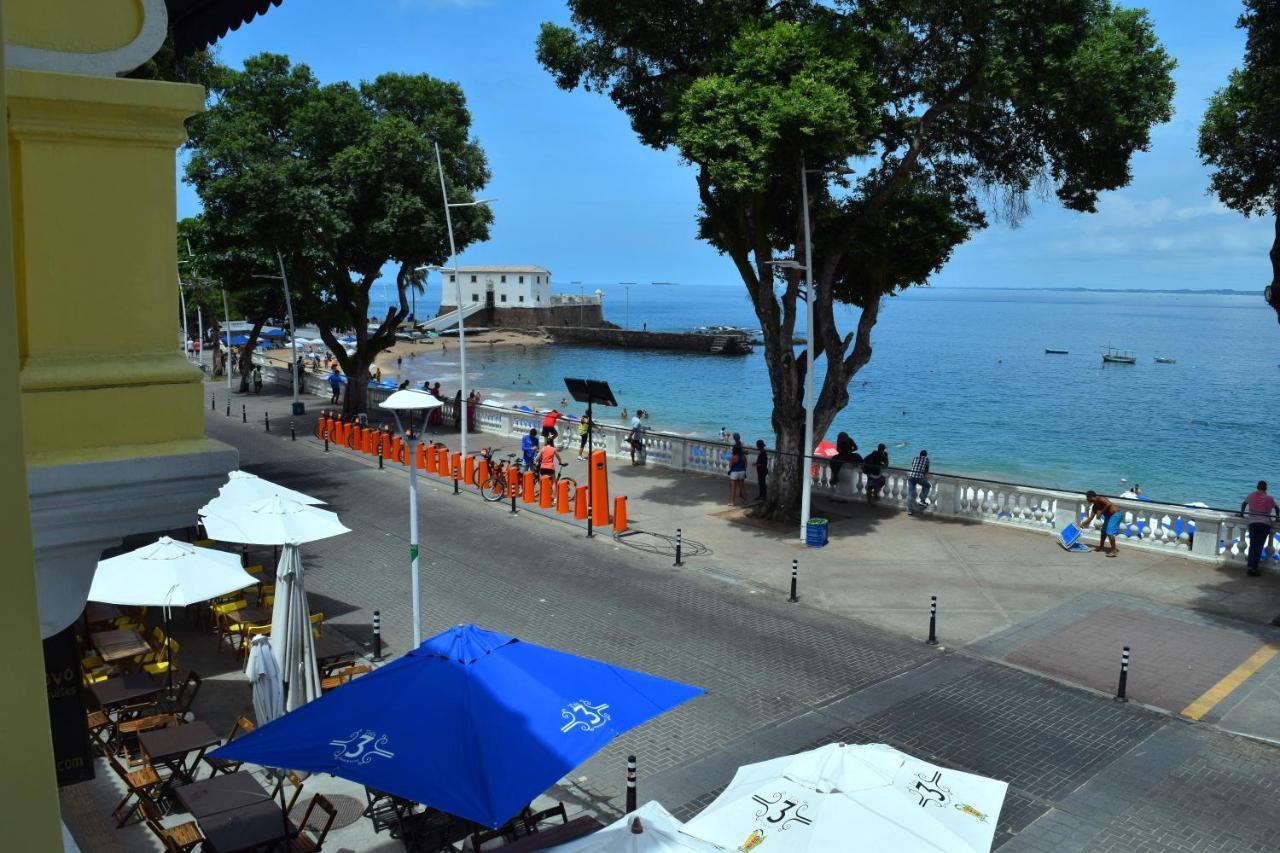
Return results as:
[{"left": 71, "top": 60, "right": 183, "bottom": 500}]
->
[{"left": 1081, "top": 490, "right": 1122, "bottom": 556}]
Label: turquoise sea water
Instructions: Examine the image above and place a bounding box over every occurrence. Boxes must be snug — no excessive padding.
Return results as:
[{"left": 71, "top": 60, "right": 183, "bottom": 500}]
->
[{"left": 374, "top": 283, "right": 1276, "bottom": 510}]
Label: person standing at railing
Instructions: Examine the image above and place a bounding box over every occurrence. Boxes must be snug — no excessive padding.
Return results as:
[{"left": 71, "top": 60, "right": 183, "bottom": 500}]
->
[
  {"left": 829, "top": 432, "right": 860, "bottom": 485},
  {"left": 862, "top": 444, "right": 889, "bottom": 502},
  {"left": 728, "top": 433, "right": 748, "bottom": 507},
  {"left": 1081, "top": 491, "right": 1121, "bottom": 557},
  {"left": 754, "top": 440, "right": 769, "bottom": 502},
  {"left": 627, "top": 410, "right": 647, "bottom": 465},
  {"left": 577, "top": 413, "right": 594, "bottom": 460},
  {"left": 1241, "top": 481, "right": 1278, "bottom": 577},
  {"left": 907, "top": 450, "right": 930, "bottom": 515}
]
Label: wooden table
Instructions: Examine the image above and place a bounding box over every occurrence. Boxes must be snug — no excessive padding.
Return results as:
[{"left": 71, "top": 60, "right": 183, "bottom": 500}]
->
[
  {"left": 501, "top": 816, "right": 605, "bottom": 850},
  {"left": 85, "top": 602, "right": 121, "bottom": 625},
  {"left": 88, "top": 673, "right": 162, "bottom": 709},
  {"left": 313, "top": 633, "right": 357, "bottom": 665},
  {"left": 175, "top": 771, "right": 271, "bottom": 819},
  {"left": 91, "top": 628, "right": 151, "bottom": 664},
  {"left": 227, "top": 606, "right": 271, "bottom": 626},
  {"left": 199, "top": 799, "right": 293, "bottom": 852},
  {"left": 139, "top": 720, "right": 220, "bottom": 784}
]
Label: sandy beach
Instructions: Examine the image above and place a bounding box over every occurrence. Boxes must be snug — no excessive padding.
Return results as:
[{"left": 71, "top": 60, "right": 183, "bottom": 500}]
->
[{"left": 258, "top": 328, "right": 549, "bottom": 376}]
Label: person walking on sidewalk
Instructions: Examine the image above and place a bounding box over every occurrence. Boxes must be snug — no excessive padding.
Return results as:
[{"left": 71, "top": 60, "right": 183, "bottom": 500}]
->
[
  {"left": 1241, "top": 481, "right": 1278, "bottom": 577},
  {"left": 577, "top": 413, "right": 593, "bottom": 460},
  {"left": 327, "top": 366, "right": 342, "bottom": 404},
  {"left": 520, "top": 427, "right": 538, "bottom": 472},
  {"left": 252, "top": 364, "right": 263, "bottom": 394},
  {"left": 1081, "top": 490, "right": 1122, "bottom": 557},
  {"left": 537, "top": 437, "right": 564, "bottom": 481},
  {"left": 754, "top": 440, "right": 769, "bottom": 502},
  {"left": 907, "top": 449, "right": 930, "bottom": 515},
  {"left": 728, "top": 433, "right": 748, "bottom": 507},
  {"left": 627, "top": 410, "right": 647, "bottom": 465}
]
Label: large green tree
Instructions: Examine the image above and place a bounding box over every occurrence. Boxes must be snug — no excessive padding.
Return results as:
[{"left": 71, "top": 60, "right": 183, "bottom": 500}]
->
[
  {"left": 184, "top": 53, "right": 492, "bottom": 413},
  {"left": 1198, "top": 0, "right": 1280, "bottom": 325},
  {"left": 538, "top": 0, "right": 1175, "bottom": 519}
]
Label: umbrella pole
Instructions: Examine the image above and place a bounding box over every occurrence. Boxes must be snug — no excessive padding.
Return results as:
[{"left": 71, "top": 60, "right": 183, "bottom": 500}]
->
[{"left": 165, "top": 608, "right": 174, "bottom": 696}]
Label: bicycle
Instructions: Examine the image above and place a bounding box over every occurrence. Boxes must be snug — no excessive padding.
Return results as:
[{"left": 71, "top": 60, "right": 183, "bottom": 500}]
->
[
  {"left": 527, "top": 461, "right": 574, "bottom": 503},
  {"left": 477, "top": 448, "right": 519, "bottom": 502}
]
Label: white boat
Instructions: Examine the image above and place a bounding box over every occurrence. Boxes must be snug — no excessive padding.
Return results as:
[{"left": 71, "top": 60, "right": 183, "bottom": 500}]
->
[
  {"left": 1154, "top": 356, "right": 1176, "bottom": 364},
  {"left": 1045, "top": 347, "right": 1069, "bottom": 355}
]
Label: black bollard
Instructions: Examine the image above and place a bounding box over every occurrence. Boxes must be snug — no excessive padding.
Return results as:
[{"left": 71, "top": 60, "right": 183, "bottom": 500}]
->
[
  {"left": 323, "top": 427, "right": 329, "bottom": 452},
  {"left": 290, "top": 420, "right": 296, "bottom": 441},
  {"left": 926, "top": 595, "right": 938, "bottom": 645},
  {"left": 211, "top": 394, "right": 215, "bottom": 411},
  {"left": 265, "top": 412, "right": 270, "bottom": 432},
  {"left": 372, "top": 610, "right": 382, "bottom": 662},
  {"left": 1115, "top": 646, "right": 1130, "bottom": 702},
  {"left": 226, "top": 399, "right": 231, "bottom": 417},
  {"left": 626, "top": 755, "right": 637, "bottom": 814},
  {"left": 788, "top": 559, "right": 799, "bottom": 603},
  {"left": 673, "top": 528, "right": 683, "bottom": 567},
  {"left": 377, "top": 439, "right": 384, "bottom": 469},
  {"left": 453, "top": 468, "right": 460, "bottom": 495},
  {"left": 510, "top": 465, "right": 519, "bottom": 515},
  {"left": 242, "top": 404, "right": 247, "bottom": 423}
]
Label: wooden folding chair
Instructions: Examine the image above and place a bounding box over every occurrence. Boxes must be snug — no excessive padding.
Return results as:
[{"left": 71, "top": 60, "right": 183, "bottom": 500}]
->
[
  {"left": 104, "top": 751, "right": 167, "bottom": 828},
  {"left": 288, "top": 793, "right": 338, "bottom": 852},
  {"left": 320, "top": 664, "right": 370, "bottom": 693},
  {"left": 140, "top": 797, "right": 203, "bottom": 853},
  {"left": 524, "top": 803, "right": 569, "bottom": 834},
  {"left": 202, "top": 715, "right": 254, "bottom": 777}
]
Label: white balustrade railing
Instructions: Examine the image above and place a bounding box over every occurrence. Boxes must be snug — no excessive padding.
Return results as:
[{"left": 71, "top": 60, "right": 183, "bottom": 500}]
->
[{"left": 259, "top": 364, "right": 1272, "bottom": 570}]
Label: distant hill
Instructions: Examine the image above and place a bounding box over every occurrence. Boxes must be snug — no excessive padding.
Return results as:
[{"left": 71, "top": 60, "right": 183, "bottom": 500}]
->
[{"left": 951, "top": 286, "right": 1256, "bottom": 296}]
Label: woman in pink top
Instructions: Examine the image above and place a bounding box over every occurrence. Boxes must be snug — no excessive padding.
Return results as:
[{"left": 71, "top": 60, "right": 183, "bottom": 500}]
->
[{"left": 1241, "top": 481, "right": 1278, "bottom": 576}]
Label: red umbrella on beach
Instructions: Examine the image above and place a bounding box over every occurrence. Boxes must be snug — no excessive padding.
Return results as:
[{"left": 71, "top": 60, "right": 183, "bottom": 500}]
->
[{"left": 812, "top": 440, "right": 837, "bottom": 477}]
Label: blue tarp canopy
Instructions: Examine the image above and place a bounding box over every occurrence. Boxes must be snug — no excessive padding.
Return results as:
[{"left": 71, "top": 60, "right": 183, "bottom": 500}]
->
[
  {"left": 259, "top": 327, "right": 287, "bottom": 338},
  {"left": 208, "top": 624, "right": 702, "bottom": 828}
]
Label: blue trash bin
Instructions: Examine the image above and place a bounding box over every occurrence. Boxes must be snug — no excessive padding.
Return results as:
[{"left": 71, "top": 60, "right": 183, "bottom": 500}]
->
[{"left": 806, "top": 518, "right": 828, "bottom": 547}]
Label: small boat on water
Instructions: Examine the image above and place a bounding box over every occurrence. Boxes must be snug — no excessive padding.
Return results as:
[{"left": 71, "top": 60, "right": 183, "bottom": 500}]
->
[
  {"left": 1044, "top": 348, "right": 1069, "bottom": 355},
  {"left": 1154, "top": 356, "right": 1176, "bottom": 364},
  {"left": 1102, "top": 346, "right": 1136, "bottom": 365}
]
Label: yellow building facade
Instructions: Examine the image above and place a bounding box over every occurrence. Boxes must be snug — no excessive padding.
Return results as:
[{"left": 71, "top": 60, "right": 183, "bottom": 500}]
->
[{"left": 2, "top": 1, "right": 243, "bottom": 846}]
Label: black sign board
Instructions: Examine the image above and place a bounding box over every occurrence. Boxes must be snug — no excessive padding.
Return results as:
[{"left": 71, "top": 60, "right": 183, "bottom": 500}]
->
[
  {"left": 45, "top": 624, "right": 94, "bottom": 786},
  {"left": 564, "top": 378, "right": 617, "bottom": 407}
]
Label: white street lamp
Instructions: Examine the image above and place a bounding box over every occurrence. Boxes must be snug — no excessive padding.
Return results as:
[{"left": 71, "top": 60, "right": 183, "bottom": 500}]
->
[
  {"left": 253, "top": 248, "right": 303, "bottom": 414},
  {"left": 429, "top": 140, "right": 495, "bottom": 461},
  {"left": 380, "top": 388, "right": 444, "bottom": 646}
]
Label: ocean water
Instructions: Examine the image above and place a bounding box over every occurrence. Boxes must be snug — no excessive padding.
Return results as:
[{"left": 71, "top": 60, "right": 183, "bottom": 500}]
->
[{"left": 373, "top": 281, "right": 1277, "bottom": 510}]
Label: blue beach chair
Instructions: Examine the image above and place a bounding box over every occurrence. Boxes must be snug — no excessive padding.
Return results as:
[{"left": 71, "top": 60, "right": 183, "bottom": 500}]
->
[{"left": 1058, "top": 523, "right": 1091, "bottom": 552}]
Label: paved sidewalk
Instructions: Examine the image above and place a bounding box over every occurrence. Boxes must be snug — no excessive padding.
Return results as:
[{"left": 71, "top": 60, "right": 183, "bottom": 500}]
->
[{"left": 181, "top": 381, "right": 1280, "bottom": 852}]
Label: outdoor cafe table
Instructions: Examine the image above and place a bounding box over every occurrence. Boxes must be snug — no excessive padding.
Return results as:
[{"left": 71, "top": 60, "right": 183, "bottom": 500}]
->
[
  {"left": 227, "top": 606, "right": 271, "bottom": 626},
  {"left": 90, "top": 628, "right": 151, "bottom": 665},
  {"left": 175, "top": 771, "right": 271, "bottom": 819},
  {"left": 88, "top": 673, "right": 163, "bottom": 709},
  {"left": 198, "top": 798, "right": 293, "bottom": 853},
  {"left": 313, "top": 633, "right": 357, "bottom": 665},
  {"left": 500, "top": 815, "right": 605, "bottom": 850},
  {"left": 84, "top": 602, "right": 121, "bottom": 625},
  {"left": 139, "top": 720, "right": 220, "bottom": 784}
]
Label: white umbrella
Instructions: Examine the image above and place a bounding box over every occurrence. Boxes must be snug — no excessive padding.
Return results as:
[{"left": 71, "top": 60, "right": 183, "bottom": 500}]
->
[
  {"left": 217, "top": 470, "right": 326, "bottom": 506},
  {"left": 551, "top": 801, "right": 723, "bottom": 852},
  {"left": 682, "top": 743, "right": 1007, "bottom": 853},
  {"left": 90, "top": 537, "right": 258, "bottom": 691},
  {"left": 199, "top": 495, "right": 349, "bottom": 546},
  {"left": 246, "top": 634, "right": 284, "bottom": 725},
  {"left": 270, "top": 545, "right": 321, "bottom": 711}
]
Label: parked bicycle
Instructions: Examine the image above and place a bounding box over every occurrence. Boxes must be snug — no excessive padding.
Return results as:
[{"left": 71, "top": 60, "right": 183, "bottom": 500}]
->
[{"left": 477, "top": 448, "right": 519, "bottom": 502}]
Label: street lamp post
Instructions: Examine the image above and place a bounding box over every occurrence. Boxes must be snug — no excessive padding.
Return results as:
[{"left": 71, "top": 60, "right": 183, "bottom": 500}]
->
[
  {"left": 222, "top": 289, "right": 233, "bottom": 390},
  {"left": 380, "top": 389, "right": 444, "bottom": 646},
  {"left": 253, "top": 250, "right": 303, "bottom": 414},
  {"left": 430, "top": 141, "right": 494, "bottom": 460}
]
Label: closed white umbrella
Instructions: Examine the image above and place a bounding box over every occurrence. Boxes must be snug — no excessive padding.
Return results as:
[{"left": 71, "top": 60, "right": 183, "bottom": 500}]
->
[
  {"left": 246, "top": 634, "right": 284, "bottom": 725},
  {"left": 217, "top": 470, "right": 326, "bottom": 506},
  {"left": 550, "top": 801, "right": 722, "bottom": 852},
  {"left": 682, "top": 743, "right": 1007, "bottom": 853},
  {"left": 90, "top": 537, "right": 258, "bottom": 692},
  {"left": 199, "top": 495, "right": 349, "bottom": 546},
  {"left": 270, "top": 544, "right": 321, "bottom": 711}
]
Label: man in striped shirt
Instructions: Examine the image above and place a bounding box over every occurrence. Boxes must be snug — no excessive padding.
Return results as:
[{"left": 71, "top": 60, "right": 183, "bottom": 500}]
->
[{"left": 908, "top": 449, "right": 930, "bottom": 516}]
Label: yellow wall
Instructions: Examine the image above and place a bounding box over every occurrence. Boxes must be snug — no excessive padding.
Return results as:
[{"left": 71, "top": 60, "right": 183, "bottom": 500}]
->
[
  {"left": 5, "top": 0, "right": 143, "bottom": 53},
  {"left": 0, "top": 16, "right": 63, "bottom": 852},
  {"left": 7, "top": 69, "right": 211, "bottom": 464}
]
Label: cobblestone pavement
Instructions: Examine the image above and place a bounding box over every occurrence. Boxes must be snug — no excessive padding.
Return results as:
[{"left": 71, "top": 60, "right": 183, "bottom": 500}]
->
[{"left": 201, "top": 387, "right": 1280, "bottom": 850}]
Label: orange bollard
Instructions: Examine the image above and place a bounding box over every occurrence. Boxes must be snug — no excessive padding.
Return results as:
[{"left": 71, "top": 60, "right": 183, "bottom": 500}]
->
[
  {"left": 522, "top": 470, "right": 537, "bottom": 504},
  {"left": 613, "top": 496, "right": 628, "bottom": 532},
  {"left": 539, "top": 476, "right": 553, "bottom": 509},
  {"left": 365, "top": 431, "right": 375, "bottom": 455},
  {"left": 555, "top": 480, "right": 570, "bottom": 514},
  {"left": 463, "top": 455, "right": 476, "bottom": 486},
  {"left": 451, "top": 453, "right": 462, "bottom": 480},
  {"left": 477, "top": 457, "right": 489, "bottom": 487},
  {"left": 425, "top": 444, "right": 438, "bottom": 473},
  {"left": 506, "top": 466, "right": 518, "bottom": 498},
  {"left": 415, "top": 443, "right": 427, "bottom": 470},
  {"left": 589, "top": 449, "right": 610, "bottom": 526},
  {"left": 574, "top": 484, "right": 589, "bottom": 520},
  {"left": 438, "top": 447, "right": 452, "bottom": 480},
  {"left": 336, "top": 420, "right": 348, "bottom": 446}
]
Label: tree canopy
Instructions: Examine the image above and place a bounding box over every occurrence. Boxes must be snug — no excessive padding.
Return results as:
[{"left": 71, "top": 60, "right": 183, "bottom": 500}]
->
[
  {"left": 1198, "top": 0, "right": 1280, "bottom": 324},
  {"left": 184, "top": 53, "right": 492, "bottom": 412},
  {"left": 538, "top": 0, "right": 1175, "bottom": 518}
]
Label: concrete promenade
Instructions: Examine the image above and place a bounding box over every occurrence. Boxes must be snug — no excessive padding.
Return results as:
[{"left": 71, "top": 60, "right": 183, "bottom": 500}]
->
[{"left": 187, "top": 380, "right": 1280, "bottom": 850}]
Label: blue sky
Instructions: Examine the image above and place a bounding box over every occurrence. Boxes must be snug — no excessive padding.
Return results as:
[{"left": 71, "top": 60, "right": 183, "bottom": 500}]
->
[{"left": 177, "top": 0, "right": 1272, "bottom": 291}]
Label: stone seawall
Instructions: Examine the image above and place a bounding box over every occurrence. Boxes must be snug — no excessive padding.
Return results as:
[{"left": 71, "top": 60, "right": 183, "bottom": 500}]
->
[
  {"left": 541, "top": 326, "right": 752, "bottom": 355},
  {"left": 438, "top": 304, "right": 610, "bottom": 330}
]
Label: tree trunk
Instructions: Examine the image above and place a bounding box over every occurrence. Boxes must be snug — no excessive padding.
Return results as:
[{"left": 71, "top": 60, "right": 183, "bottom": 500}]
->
[
  {"left": 764, "top": 415, "right": 807, "bottom": 520},
  {"left": 1268, "top": 213, "right": 1280, "bottom": 326},
  {"left": 237, "top": 315, "right": 266, "bottom": 393},
  {"left": 341, "top": 352, "right": 371, "bottom": 416}
]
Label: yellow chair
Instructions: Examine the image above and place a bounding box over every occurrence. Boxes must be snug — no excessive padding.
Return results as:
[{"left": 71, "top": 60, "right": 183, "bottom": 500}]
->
[
  {"left": 142, "top": 637, "right": 179, "bottom": 676},
  {"left": 309, "top": 612, "right": 324, "bottom": 638},
  {"left": 192, "top": 539, "right": 215, "bottom": 547},
  {"left": 239, "top": 624, "right": 272, "bottom": 669},
  {"left": 212, "top": 600, "right": 248, "bottom": 655}
]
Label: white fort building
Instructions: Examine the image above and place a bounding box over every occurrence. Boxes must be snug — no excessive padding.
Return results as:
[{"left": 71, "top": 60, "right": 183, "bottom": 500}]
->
[{"left": 443, "top": 265, "right": 553, "bottom": 307}]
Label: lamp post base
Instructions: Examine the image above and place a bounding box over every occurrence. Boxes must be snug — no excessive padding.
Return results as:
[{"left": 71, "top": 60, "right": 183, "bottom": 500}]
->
[{"left": 291, "top": 402, "right": 305, "bottom": 416}]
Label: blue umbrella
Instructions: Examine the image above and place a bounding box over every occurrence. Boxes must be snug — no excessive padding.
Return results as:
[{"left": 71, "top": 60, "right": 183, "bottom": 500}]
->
[
  {"left": 260, "top": 327, "right": 287, "bottom": 338},
  {"left": 208, "top": 624, "right": 703, "bottom": 828}
]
